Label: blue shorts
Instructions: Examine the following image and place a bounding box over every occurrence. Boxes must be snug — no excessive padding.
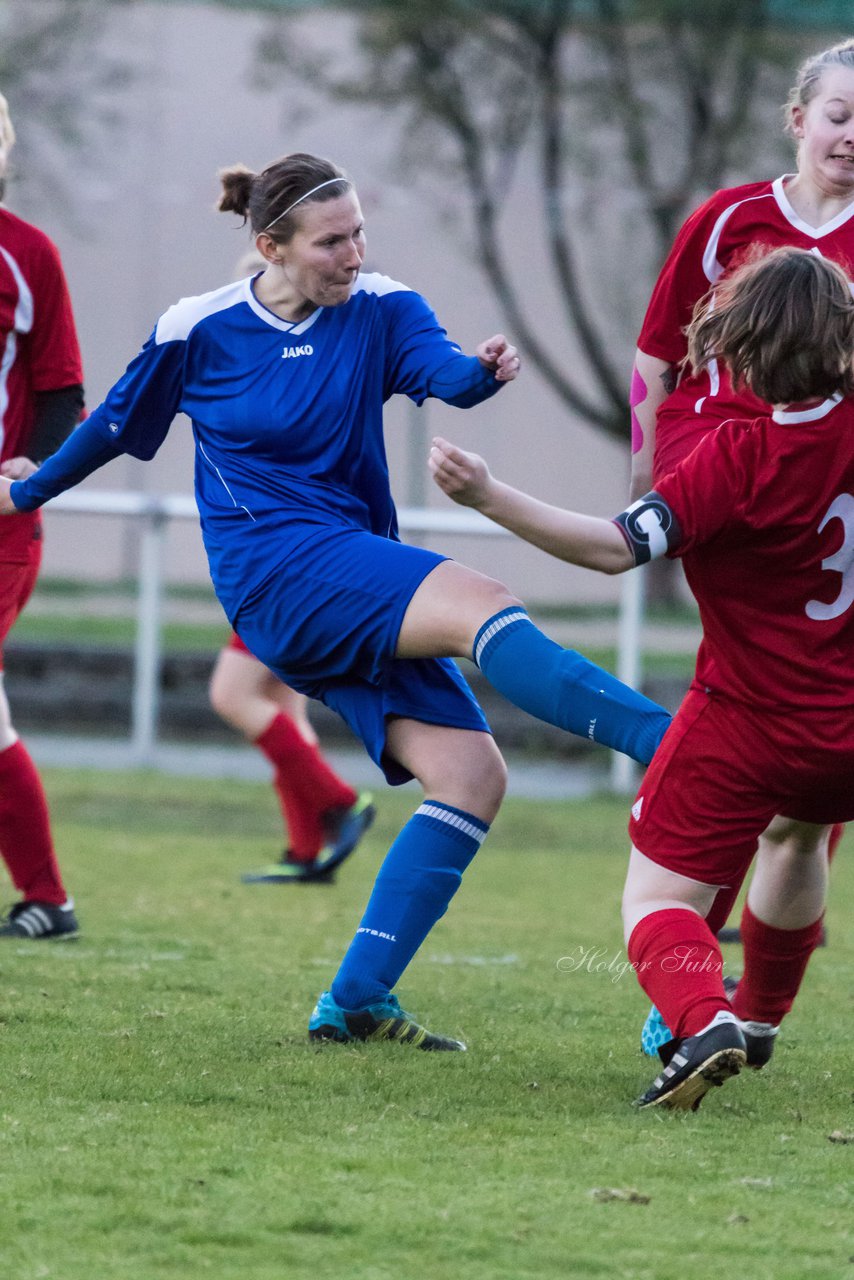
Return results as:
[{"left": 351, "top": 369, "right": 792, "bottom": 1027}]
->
[{"left": 234, "top": 525, "right": 491, "bottom": 784}]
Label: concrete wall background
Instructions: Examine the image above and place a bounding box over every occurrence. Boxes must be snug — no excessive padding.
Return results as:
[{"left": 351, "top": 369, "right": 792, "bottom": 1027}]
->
[{"left": 8, "top": 3, "right": 706, "bottom": 603}]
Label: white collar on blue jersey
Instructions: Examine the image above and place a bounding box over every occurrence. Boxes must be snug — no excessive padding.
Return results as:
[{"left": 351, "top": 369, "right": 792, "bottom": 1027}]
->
[{"left": 243, "top": 275, "right": 323, "bottom": 336}]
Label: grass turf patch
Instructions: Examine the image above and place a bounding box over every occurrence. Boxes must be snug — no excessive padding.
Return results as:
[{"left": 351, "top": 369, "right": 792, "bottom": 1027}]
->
[{"left": 0, "top": 771, "right": 850, "bottom": 1278}]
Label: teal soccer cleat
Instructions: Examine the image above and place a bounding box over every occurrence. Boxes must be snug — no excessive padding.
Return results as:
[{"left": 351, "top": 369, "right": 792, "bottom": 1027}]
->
[
  {"left": 309, "top": 990, "right": 465, "bottom": 1051},
  {"left": 640, "top": 1003, "right": 675, "bottom": 1060}
]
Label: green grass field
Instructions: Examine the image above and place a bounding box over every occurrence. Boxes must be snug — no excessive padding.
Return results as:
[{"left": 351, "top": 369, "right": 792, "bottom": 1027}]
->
[{"left": 0, "top": 771, "right": 850, "bottom": 1279}]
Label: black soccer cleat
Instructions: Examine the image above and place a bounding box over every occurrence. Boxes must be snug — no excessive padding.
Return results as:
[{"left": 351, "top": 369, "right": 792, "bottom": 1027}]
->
[
  {"left": 635, "top": 1014, "right": 747, "bottom": 1111},
  {"left": 315, "top": 792, "right": 376, "bottom": 877},
  {"left": 241, "top": 853, "right": 339, "bottom": 884},
  {"left": 0, "top": 898, "right": 79, "bottom": 940},
  {"left": 241, "top": 793, "right": 375, "bottom": 885}
]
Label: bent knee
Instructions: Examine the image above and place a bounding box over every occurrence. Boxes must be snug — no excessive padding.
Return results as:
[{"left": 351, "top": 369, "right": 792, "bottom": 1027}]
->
[
  {"left": 480, "top": 575, "right": 523, "bottom": 616},
  {"left": 208, "top": 673, "right": 239, "bottom": 722},
  {"left": 429, "top": 740, "right": 507, "bottom": 824},
  {"left": 475, "top": 748, "right": 509, "bottom": 815}
]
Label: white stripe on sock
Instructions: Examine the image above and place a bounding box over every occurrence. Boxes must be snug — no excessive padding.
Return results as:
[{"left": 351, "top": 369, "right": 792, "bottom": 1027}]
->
[
  {"left": 474, "top": 610, "right": 529, "bottom": 668},
  {"left": 418, "top": 803, "right": 487, "bottom": 845}
]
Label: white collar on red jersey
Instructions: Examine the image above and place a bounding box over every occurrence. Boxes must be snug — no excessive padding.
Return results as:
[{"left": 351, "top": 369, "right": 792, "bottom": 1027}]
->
[
  {"left": 771, "top": 393, "right": 842, "bottom": 425},
  {"left": 773, "top": 176, "right": 854, "bottom": 238}
]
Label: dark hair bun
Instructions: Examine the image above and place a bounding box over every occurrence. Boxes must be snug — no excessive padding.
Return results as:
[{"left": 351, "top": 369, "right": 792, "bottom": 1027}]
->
[{"left": 217, "top": 164, "right": 255, "bottom": 218}]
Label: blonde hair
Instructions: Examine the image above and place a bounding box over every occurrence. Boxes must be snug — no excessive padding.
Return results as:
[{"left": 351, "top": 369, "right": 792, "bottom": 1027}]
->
[
  {"left": 687, "top": 248, "right": 854, "bottom": 405},
  {"left": 0, "top": 92, "right": 16, "bottom": 151},
  {"left": 785, "top": 38, "right": 854, "bottom": 134}
]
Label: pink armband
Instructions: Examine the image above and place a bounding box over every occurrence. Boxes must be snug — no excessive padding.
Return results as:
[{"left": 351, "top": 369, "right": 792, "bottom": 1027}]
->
[{"left": 629, "top": 366, "right": 647, "bottom": 456}]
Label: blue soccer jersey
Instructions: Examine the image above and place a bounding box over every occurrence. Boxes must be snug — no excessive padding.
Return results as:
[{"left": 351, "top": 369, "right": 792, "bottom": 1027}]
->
[{"left": 19, "top": 271, "right": 500, "bottom": 619}]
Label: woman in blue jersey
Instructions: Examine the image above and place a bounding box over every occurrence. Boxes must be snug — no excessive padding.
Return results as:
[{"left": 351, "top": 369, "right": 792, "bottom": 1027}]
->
[{"left": 0, "top": 152, "right": 671, "bottom": 1049}]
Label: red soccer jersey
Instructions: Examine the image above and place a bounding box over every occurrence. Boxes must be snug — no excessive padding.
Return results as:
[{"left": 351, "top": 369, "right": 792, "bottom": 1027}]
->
[
  {"left": 638, "top": 177, "right": 854, "bottom": 478},
  {"left": 654, "top": 395, "right": 854, "bottom": 717},
  {"left": 0, "top": 206, "right": 83, "bottom": 465}
]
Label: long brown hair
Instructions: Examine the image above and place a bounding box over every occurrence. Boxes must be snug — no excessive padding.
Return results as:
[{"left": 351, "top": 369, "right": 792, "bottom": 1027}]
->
[{"left": 686, "top": 248, "right": 854, "bottom": 405}]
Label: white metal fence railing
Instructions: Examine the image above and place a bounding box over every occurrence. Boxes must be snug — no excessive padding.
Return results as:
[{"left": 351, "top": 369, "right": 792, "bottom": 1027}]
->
[{"left": 44, "top": 490, "right": 644, "bottom": 792}]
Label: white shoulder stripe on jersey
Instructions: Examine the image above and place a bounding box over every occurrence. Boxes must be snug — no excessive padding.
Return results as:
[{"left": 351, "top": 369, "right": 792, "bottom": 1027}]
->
[
  {"left": 155, "top": 278, "right": 251, "bottom": 345},
  {"left": 0, "top": 329, "right": 16, "bottom": 447},
  {"left": 701, "top": 188, "right": 781, "bottom": 285},
  {"left": 0, "top": 244, "right": 33, "bottom": 445},
  {"left": 351, "top": 271, "right": 412, "bottom": 298},
  {"left": 154, "top": 270, "right": 416, "bottom": 345},
  {"left": 0, "top": 245, "right": 35, "bottom": 332}
]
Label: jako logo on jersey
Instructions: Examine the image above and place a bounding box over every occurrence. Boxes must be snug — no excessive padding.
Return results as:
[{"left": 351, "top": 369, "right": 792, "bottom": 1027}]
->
[
  {"left": 282, "top": 345, "right": 314, "bottom": 360},
  {"left": 631, "top": 796, "right": 644, "bottom": 821}
]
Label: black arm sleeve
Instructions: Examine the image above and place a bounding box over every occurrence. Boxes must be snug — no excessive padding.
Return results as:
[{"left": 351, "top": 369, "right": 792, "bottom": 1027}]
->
[
  {"left": 28, "top": 384, "right": 85, "bottom": 462},
  {"left": 611, "top": 491, "right": 682, "bottom": 564}
]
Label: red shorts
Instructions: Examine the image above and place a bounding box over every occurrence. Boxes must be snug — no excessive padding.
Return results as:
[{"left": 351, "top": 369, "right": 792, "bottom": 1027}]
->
[
  {"left": 628, "top": 686, "right": 854, "bottom": 887},
  {"left": 0, "top": 515, "right": 43, "bottom": 671}
]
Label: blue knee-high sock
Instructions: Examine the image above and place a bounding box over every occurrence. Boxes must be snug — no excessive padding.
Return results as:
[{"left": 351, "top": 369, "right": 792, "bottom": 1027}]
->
[
  {"left": 331, "top": 802, "right": 488, "bottom": 1010},
  {"left": 475, "top": 608, "right": 670, "bottom": 764}
]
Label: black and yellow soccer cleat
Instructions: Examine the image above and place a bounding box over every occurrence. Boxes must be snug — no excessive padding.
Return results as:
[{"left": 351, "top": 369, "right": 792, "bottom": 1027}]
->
[{"left": 309, "top": 990, "right": 465, "bottom": 1051}]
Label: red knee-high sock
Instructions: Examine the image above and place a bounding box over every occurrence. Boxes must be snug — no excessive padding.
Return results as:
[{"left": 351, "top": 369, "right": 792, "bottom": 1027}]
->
[
  {"left": 731, "top": 904, "right": 825, "bottom": 1027},
  {"left": 255, "top": 713, "right": 357, "bottom": 862},
  {"left": 0, "top": 740, "right": 66, "bottom": 904},
  {"left": 627, "top": 908, "right": 730, "bottom": 1040},
  {"left": 709, "top": 830, "right": 840, "bottom": 938}
]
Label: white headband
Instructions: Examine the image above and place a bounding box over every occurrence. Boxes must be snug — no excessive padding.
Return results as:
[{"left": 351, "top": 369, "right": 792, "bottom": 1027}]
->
[{"left": 262, "top": 177, "right": 348, "bottom": 233}]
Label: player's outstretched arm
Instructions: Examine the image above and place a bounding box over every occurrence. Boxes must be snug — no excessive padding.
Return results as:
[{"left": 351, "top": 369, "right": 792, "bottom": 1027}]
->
[
  {"left": 1, "top": 416, "right": 123, "bottom": 514},
  {"left": 429, "top": 436, "right": 633, "bottom": 574}
]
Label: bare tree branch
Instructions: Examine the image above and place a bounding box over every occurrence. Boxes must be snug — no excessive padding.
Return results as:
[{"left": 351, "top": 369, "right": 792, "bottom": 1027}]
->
[
  {"left": 0, "top": 0, "right": 133, "bottom": 226},
  {"left": 252, "top": 1, "right": 797, "bottom": 443}
]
